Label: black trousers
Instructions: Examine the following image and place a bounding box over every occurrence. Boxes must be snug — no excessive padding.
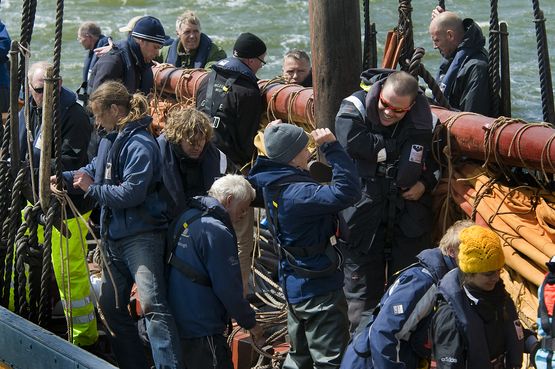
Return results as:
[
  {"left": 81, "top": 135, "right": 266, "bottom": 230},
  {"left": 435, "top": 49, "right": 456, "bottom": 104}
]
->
[{"left": 181, "top": 334, "right": 233, "bottom": 369}]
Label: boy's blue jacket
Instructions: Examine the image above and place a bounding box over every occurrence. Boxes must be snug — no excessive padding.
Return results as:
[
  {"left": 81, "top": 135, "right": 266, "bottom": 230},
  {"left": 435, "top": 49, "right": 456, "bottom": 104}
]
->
[
  {"left": 63, "top": 116, "right": 167, "bottom": 240},
  {"left": 340, "top": 248, "right": 456, "bottom": 369},
  {"left": 248, "top": 140, "right": 361, "bottom": 304}
]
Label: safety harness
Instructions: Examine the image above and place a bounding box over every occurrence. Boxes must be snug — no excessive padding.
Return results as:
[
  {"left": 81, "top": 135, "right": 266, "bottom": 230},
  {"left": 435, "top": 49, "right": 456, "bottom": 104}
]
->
[
  {"left": 263, "top": 175, "right": 343, "bottom": 279},
  {"left": 202, "top": 70, "right": 238, "bottom": 130},
  {"left": 165, "top": 207, "right": 214, "bottom": 287}
]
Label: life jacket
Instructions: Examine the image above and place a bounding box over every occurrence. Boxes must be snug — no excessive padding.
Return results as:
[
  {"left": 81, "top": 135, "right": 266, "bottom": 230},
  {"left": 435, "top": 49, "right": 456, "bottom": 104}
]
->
[
  {"left": 263, "top": 174, "right": 344, "bottom": 279},
  {"left": 166, "top": 33, "right": 213, "bottom": 69}
]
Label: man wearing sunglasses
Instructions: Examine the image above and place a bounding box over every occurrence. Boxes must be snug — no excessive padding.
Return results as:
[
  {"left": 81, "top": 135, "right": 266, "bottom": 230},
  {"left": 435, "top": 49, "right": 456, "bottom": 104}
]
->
[
  {"left": 17, "top": 61, "right": 98, "bottom": 350},
  {"left": 335, "top": 70, "right": 437, "bottom": 333}
]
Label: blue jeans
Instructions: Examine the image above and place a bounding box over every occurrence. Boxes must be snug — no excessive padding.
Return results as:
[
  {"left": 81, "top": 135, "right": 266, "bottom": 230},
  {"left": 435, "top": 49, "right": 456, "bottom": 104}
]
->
[{"left": 100, "top": 231, "right": 183, "bottom": 369}]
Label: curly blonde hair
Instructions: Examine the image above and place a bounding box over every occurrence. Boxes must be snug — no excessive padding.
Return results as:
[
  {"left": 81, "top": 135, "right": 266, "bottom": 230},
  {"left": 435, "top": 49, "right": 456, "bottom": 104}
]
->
[{"left": 163, "top": 107, "right": 213, "bottom": 145}]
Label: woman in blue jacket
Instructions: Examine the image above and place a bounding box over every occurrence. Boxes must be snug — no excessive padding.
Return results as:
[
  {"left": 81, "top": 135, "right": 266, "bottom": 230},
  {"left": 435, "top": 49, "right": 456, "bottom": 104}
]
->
[{"left": 62, "top": 81, "right": 182, "bottom": 369}]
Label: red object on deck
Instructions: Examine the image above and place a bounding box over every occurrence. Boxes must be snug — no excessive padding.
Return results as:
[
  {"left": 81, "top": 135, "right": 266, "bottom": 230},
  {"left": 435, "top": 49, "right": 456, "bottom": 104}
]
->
[
  {"left": 152, "top": 64, "right": 555, "bottom": 173},
  {"left": 431, "top": 107, "right": 555, "bottom": 174}
]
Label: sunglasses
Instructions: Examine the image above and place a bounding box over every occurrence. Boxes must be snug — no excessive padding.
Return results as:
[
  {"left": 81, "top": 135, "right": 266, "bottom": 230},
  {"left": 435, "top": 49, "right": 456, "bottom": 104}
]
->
[
  {"left": 256, "top": 57, "right": 267, "bottom": 66},
  {"left": 31, "top": 85, "right": 44, "bottom": 94},
  {"left": 379, "top": 92, "right": 413, "bottom": 114}
]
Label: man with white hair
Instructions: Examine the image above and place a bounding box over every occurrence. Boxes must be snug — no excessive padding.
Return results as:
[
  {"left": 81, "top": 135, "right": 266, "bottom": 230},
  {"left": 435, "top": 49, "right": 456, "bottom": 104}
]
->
[
  {"left": 160, "top": 10, "right": 226, "bottom": 69},
  {"left": 166, "top": 174, "right": 264, "bottom": 369}
]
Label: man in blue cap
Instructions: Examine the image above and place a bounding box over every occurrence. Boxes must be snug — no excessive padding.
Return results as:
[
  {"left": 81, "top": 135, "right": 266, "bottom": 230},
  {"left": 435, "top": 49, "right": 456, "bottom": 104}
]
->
[{"left": 89, "top": 15, "right": 168, "bottom": 95}]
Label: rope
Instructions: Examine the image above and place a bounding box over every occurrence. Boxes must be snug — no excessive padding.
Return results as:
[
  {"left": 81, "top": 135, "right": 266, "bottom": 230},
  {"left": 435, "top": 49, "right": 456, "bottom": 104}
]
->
[
  {"left": 397, "top": 0, "right": 414, "bottom": 66},
  {"left": 531, "top": 0, "right": 555, "bottom": 123},
  {"left": 407, "top": 47, "right": 452, "bottom": 109},
  {"left": 1, "top": 166, "right": 27, "bottom": 306},
  {"left": 38, "top": 202, "right": 55, "bottom": 326},
  {"left": 488, "top": 0, "right": 501, "bottom": 117},
  {"left": 362, "top": 0, "right": 371, "bottom": 70}
]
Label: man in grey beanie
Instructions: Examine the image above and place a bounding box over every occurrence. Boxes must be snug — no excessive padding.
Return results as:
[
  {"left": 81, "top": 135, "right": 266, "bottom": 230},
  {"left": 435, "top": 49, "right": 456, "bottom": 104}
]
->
[{"left": 249, "top": 120, "right": 361, "bottom": 368}]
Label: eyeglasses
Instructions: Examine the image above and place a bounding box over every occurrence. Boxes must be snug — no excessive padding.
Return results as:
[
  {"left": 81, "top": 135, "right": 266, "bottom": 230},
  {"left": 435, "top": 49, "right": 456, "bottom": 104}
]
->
[
  {"left": 31, "top": 85, "right": 44, "bottom": 94},
  {"left": 256, "top": 57, "right": 267, "bottom": 66},
  {"left": 379, "top": 92, "right": 413, "bottom": 114}
]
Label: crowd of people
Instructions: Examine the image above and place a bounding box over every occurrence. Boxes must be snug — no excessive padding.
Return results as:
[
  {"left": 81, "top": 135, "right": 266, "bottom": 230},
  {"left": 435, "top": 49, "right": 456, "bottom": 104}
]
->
[{"left": 0, "top": 5, "right": 548, "bottom": 369}]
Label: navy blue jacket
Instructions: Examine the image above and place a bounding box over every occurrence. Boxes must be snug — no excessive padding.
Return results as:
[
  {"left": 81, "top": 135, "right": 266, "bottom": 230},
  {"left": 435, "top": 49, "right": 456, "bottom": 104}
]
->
[
  {"left": 436, "top": 19, "right": 490, "bottom": 116},
  {"left": 0, "top": 20, "right": 11, "bottom": 113},
  {"left": 0, "top": 20, "right": 10, "bottom": 89},
  {"left": 89, "top": 37, "right": 154, "bottom": 95},
  {"left": 63, "top": 116, "right": 167, "bottom": 240},
  {"left": 335, "top": 78, "right": 436, "bottom": 249},
  {"left": 82, "top": 34, "right": 109, "bottom": 86},
  {"left": 196, "top": 57, "right": 262, "bottom": 167},
  {"left": 19, "top": 86, "right": 93, "bottom": 215},
  {"left": 432, "top": 269, "right": 524, "bottom": 369},
  {"left": 341, "top": 248, "right": 457, "bottom": 369},
  {"left": 166, "top": 33, "right": 212, "bottom": 69},
  {"left": 248, "top": 141, "right": 361, "bottom": 304},
  {"left": 157, "top": 133, "right": 225, "bottom": 219},
  {"left": 167, "top": 196, "right": 256, "bottom": 338}
]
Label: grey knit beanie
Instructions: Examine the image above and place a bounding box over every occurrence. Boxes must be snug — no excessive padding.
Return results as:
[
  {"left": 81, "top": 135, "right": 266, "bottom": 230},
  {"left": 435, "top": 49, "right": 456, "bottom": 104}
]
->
[{"left": 264, "top": 123, "right": 309, "bottom": 164}]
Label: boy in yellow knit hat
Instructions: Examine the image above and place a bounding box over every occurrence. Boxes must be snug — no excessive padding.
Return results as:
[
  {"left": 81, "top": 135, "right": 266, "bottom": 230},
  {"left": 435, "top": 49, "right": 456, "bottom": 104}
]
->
[{"left": 432, "top": 225, "right": 524, "bottom": 369}]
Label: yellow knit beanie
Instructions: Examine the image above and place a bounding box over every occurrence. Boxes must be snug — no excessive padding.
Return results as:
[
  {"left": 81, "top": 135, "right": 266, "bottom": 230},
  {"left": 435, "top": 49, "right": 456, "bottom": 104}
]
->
[{"left": 458, "top": 225, "right": 505, "bottom": 273}]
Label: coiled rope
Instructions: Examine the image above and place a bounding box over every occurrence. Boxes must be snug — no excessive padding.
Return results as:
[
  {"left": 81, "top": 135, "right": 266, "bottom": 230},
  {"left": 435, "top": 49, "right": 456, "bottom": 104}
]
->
[{"left": 407, "top": 47, "right": 452, "bottom": 110}]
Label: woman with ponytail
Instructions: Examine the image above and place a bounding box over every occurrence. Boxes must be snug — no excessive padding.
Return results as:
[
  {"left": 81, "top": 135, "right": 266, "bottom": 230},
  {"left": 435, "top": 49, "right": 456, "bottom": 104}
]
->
[{"left": 62, "top": 80, "right": 182, "bottom": 369}]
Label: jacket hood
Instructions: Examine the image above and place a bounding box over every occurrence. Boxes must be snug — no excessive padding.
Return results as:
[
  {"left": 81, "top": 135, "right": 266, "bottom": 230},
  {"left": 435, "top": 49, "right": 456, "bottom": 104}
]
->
[
  {"left": 119, "top": 115, "right": 152, "bottom": 133},
  {"left": 459, "top": 18, "right": 486, "bottom": 51},
  {"left": 365, "top": 79, "right": 432, "bottom": 133},
  {"left": 212, "top": 56, "right": 258, "bottom": 85},
  {"left": 417, "top": 248, "right": 457, "bottom": 283},
  {"left": 189, "top": 195, "right": 233, "bottom": 229},
  {"left": 248, "top": 156, "right": 310, "bottom": 189}
]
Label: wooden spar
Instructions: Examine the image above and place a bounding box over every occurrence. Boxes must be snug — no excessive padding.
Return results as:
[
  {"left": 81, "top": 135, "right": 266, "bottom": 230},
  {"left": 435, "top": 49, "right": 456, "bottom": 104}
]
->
[
  {"left": 433, "top": 107, "right": 555, "bottom": 173},
  {"left": 38, "top": 66, "right": 55, "bottom": 211},
  {"left": 308, "top": 0, "right": 362, "bottom": 130},
  {"left": 151, "top": 65, "right": 555, "bottom": 173}
]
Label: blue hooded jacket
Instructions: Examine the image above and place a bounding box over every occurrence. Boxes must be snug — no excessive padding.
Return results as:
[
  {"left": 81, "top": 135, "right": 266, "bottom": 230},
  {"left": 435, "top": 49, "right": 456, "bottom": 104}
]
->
[
  {"left": 249, "top": 140, "right": 361, "bottom": 304},
  {"left": 63, "top": 116, "right": 167, "bottom": 240},
  {"left": 167, "top": 196, "right": 256, "bottom": 338},
  {"left": 340, "top": 248, "right": 457, "bottom": 369}
]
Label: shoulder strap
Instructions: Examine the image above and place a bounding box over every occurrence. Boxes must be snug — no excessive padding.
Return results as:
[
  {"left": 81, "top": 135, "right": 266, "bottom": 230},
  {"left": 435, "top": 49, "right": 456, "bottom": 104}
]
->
[
  {"left": 203, "top": 70, "right": 239, "bottom": 127},
  {"left": 166, "top": 208, "right": 212, "bottom": 287}
]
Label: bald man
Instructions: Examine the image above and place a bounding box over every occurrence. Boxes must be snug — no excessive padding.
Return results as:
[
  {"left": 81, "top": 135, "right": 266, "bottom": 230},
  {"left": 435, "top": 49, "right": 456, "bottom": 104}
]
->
[{"left": 429, "top": 9, "right": 492, "bottom": 116}]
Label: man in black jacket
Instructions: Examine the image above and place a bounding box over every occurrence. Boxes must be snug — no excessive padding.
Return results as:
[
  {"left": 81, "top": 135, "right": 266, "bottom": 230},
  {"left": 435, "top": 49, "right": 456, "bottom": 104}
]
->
[
  {"left": 196, "top": 32, "right": 267, "bottom": 294},
  {"left": 335, "top": 70, "right": 437, "bottom": 332},
  {"left": 89, "top": 15, "right": 167, "bottom": 94},
  {"left": 429, "top": 9, "right": 491, "bottom": 116}
]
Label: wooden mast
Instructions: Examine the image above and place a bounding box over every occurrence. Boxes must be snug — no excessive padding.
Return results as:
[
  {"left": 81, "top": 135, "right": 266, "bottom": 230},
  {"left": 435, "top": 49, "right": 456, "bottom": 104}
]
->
[{"left": 308, "top": 0, "right": 362, "bottom": 131}]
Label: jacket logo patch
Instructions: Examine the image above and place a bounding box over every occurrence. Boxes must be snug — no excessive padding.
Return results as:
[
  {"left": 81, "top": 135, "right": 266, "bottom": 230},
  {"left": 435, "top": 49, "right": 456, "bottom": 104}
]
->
[
  {"left": 409, "top": 144, "right": 423, "bottom": 164},
  {"left": 104, "top": 162, "right": 112, "bottom": 180},
  {"left": 393, "top": 304, "right": 404, "bottom": 315}
]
